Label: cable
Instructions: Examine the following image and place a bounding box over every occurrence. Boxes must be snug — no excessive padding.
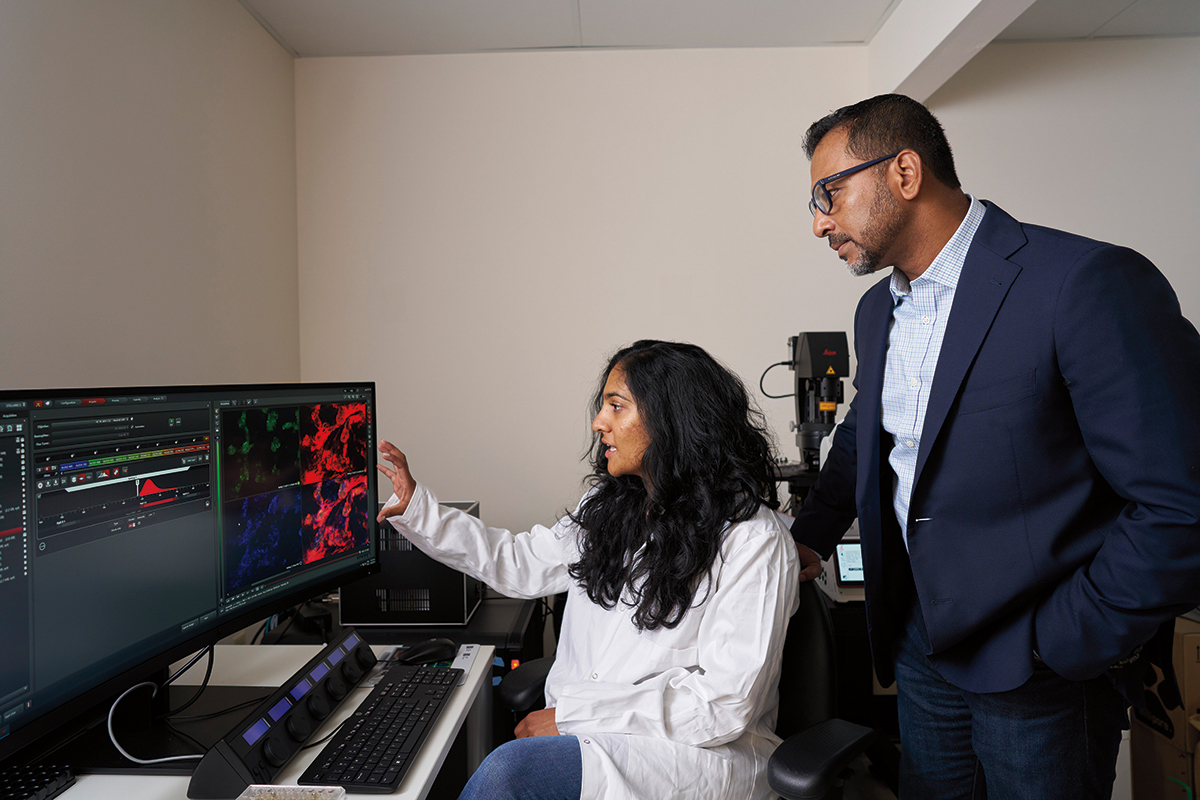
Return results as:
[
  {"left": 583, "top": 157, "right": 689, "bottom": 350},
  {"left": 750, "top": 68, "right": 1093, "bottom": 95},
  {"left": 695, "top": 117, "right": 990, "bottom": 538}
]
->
[
  {"left": 301, "top": 718, "right": 349, "bottom": 751},
  {"left": 163, "top": 646, "right": 215, "bottom": 718},
  {"left": 106, "top": 683, "right": 205, "bottom": 765},
  {"left": 107, "top": 645, "right": 218, "bottom": 763},
  {"left": 250, "top": 617, "right": 271, "bottom": 645},
  {"left": 163, "top": 645, "right": 213, "bottom": 687},
  {"left": 267, "top": 599, "right": 322, "bottom": 643},
  {"left": 162, "top": 720, "right": 209, "bottom": 754},
  {"left": 759, "top": 361, "right": 795, "bottom": 399},
  {"left": 168, "top": 695, "right": 265, "bottom": 723}
]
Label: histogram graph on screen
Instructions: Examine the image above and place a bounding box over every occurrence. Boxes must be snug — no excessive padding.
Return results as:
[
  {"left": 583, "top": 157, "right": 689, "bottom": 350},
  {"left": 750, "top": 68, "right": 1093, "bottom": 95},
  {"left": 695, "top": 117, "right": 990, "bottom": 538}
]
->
[{"left": 36, "top": 462, "right": 211, "bottom": 555}]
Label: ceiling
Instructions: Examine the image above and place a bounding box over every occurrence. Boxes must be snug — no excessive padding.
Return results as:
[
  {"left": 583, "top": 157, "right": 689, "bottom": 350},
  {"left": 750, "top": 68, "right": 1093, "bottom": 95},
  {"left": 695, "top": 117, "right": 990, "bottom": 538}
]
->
[{"left": 239, "top": 0, "right": 1200, "bottom": 59}]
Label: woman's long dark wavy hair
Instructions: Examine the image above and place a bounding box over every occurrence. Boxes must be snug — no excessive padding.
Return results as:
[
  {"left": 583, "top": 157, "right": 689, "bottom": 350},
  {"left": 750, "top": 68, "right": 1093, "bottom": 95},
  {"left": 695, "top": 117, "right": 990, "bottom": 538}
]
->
[{"left": 568, "top": 340, "right": 779, "bottom": 630}]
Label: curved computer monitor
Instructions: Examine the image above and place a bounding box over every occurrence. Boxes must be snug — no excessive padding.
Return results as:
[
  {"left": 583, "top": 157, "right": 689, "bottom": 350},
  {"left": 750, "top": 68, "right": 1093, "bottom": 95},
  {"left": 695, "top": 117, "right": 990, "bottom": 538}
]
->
[{"left": 0, "top": 382, "right": 379, "bottom": 770}]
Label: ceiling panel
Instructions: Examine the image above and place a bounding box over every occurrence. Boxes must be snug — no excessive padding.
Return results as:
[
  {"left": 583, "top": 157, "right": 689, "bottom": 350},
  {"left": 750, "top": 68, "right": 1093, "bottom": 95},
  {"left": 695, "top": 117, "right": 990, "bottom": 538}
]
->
[
  {"left": 241, "top": 0, "right": 1198, "bottom": 57},
  {"left": 997, "top": 0, "right": 1135, "bottom": 40},
  {"left": 578, "top": 0, "right": 899, "bottom": 48},
  {"left": 241, "top": 0, "right": 582, "bottom": 57},
  {"left": 1096, "top": 0, "right": 1200, "bottom": 37},
  {"left": 996, "top": 0, "right": 1200, "bottom": 40}
]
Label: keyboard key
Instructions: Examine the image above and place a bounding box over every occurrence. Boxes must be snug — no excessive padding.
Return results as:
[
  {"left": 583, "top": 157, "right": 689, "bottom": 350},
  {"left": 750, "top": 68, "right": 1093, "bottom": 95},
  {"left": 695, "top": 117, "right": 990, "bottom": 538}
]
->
[{"left": 298, "top": 664, "right": 461, "bottom": 794}]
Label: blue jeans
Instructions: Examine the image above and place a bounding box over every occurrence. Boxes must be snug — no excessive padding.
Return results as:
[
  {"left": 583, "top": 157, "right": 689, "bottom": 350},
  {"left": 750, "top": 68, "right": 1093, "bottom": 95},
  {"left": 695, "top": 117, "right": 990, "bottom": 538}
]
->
[
  {"left": 458, "top": 735, "right": 582, "bottom": 800},
  {"left": 894, "top": 603, "right": 1127, "bottom": 800}
]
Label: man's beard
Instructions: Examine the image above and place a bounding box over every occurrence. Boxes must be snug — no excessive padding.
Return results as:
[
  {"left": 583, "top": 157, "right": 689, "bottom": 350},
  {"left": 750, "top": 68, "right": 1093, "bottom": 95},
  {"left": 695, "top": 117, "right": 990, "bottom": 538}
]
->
[{"left": 835, "top": 177, "right": 904, "bottom": 277}]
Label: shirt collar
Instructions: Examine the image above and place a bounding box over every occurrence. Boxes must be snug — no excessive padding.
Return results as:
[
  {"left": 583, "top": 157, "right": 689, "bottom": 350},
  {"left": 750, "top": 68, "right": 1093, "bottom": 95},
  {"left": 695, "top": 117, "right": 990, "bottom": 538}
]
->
[{"left": 890, "top": 194, "right": 985, "bottom": 298}]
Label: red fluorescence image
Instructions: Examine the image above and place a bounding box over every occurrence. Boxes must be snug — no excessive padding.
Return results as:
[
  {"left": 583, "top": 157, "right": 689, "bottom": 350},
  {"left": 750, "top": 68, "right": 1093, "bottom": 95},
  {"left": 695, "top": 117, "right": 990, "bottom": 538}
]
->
[
  {"left": 301, "top": 403, "right": 367, "bottom": 484},
  {"left": 302, "top": 474, "right": 369, "bottom": 563}
]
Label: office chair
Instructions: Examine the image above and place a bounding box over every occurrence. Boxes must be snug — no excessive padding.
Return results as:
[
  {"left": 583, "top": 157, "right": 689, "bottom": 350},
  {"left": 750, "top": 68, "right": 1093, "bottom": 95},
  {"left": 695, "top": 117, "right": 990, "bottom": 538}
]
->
[{"left": 498, "top": 580, "right": 876, "bottom": 800}]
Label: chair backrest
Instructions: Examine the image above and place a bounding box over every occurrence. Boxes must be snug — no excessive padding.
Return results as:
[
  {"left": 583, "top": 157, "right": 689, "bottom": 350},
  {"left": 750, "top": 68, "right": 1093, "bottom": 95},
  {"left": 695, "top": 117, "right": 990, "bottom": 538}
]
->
[{"left": 775, "top": 579, "right": 839, "bottom": 739}]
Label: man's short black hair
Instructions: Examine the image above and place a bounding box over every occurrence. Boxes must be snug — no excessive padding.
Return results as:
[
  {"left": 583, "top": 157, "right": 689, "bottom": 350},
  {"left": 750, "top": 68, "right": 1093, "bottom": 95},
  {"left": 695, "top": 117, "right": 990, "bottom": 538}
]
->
[{"left": 803, "top": 94, "right": 962, "bottom": 190}]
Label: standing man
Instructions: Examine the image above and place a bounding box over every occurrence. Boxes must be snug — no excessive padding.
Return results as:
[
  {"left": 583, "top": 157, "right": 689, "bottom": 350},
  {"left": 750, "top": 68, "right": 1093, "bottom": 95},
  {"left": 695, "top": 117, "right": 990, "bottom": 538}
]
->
[{"left": 790, "top": 93, "right": 1200, "bottom": 799}]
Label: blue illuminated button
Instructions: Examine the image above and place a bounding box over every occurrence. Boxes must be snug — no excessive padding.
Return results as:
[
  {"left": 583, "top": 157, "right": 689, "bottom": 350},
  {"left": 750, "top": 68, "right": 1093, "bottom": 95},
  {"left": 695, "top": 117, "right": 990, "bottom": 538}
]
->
[
  {"left": 290, "top": 678, "right": 312, "bottom": 701},
  {"left": 309, "top": 663, "right": 329, "bottom": 683},
  {"left": 344, "top": 633, "right": 359, "bottom": 650},
  {"left": 328, "top": 648, "right": 344, "bottom": 666},
  {"left": 242, "top": 718, "right": 270, "bottom": 746},
  {"left": 268, "top": 697, "right": 292, "bottom": 722}
]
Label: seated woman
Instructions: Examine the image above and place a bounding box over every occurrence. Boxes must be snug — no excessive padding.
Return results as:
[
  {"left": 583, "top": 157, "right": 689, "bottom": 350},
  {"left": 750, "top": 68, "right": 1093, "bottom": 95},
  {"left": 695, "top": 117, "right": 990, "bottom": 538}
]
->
[{"left": 377, "top": 340, "right": 799, "bottom": 800}]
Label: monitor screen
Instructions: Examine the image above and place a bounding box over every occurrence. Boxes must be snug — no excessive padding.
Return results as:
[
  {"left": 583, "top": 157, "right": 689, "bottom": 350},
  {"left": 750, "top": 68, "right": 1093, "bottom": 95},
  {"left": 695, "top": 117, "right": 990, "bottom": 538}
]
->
[
  {"left": 0, "top": 382, "right": 379, "bottom": 768},
  {"left": 834, "top": 541, "right": 864, "bottom": 586}
]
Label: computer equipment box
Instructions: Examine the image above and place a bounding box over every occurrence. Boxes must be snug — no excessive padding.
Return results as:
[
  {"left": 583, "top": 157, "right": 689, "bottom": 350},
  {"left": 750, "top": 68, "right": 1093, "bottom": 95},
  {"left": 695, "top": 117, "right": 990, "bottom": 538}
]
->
[{"left": 339, "top": 501, "right": 484, "bottom": 626}]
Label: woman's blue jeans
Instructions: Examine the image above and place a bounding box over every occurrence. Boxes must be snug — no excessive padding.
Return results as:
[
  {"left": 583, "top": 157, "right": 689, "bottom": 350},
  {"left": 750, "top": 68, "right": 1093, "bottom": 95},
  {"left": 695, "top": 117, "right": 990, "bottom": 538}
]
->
[{"left": 458, "top": 735, "right": 582, "bottom": 800}]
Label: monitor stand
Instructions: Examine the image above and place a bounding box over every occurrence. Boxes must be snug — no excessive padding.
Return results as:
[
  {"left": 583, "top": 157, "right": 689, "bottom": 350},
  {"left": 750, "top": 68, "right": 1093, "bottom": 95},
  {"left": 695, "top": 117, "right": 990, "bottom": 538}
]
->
[{"left": 37, "top": 684, "right": 273, "bottom": 775}]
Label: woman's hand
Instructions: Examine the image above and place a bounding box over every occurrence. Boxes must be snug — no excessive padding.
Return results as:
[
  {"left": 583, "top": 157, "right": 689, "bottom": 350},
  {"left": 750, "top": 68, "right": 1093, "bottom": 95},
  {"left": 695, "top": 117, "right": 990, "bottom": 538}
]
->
[
  {"left": 376, "top": 439, "right": 417, "bottom": 520},
  {"left": 514, "top": 708, "right": 560, "bottom": 738}
]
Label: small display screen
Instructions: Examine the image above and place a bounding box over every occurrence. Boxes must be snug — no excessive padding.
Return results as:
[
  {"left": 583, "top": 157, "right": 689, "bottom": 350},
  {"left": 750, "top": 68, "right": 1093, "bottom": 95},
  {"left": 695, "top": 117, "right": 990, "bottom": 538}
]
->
[
  {"left": 310, "top": 663, "right": 329, "bottom": 683},
  {"left": 268, "top": 697, "right": 292, "bottom": 721},
  {"left": 328, "top": 647, "right": 344, "bottom": 666},
  {"left": 242, "top": 719, "right": 271, "bottom": 746},
  {"left": 290, "top": 678, "right": 312, "bottom": 701},
  {"left": 343, "top": 633, "right": 359, "bottom": 650},
  {"left": 835, "top": 542, "right": 864, "bottom": 585}
]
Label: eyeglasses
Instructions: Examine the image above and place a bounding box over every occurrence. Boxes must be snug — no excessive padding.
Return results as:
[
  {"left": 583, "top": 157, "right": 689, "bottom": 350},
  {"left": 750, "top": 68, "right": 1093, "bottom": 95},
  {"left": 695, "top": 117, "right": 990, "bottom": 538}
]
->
[{"left": 808, "top": 152, "right": 900, "bottom": 217}]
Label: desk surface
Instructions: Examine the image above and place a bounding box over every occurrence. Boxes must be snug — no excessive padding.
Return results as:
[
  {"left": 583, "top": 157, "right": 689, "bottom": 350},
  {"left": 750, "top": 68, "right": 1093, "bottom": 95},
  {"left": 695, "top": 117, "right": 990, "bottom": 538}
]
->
[{"left": 59, "top": 642, "right": 493, "bottom": 800}]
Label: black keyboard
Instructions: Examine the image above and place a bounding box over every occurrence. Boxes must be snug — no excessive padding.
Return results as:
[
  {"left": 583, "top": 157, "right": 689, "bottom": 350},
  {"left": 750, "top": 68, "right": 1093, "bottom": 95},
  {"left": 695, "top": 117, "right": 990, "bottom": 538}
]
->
[
  {"left": 0, "top": 765, "right": 74, "bottom": 800},
  {"left": 298, "top": 664, "right": 462, "bottom": 794}
]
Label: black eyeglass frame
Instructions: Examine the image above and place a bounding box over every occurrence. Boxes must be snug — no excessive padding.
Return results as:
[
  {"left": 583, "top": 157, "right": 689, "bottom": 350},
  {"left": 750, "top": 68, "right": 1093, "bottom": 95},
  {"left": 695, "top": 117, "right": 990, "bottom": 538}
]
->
[{"left": 808, "top": 152, "right": 900, "bottom": 217}]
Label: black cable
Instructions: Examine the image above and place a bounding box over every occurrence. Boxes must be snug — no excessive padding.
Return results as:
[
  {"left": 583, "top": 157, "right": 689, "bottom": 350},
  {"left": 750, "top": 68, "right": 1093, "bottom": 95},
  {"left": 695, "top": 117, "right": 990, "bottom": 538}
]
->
[
  {"left": 162, "top": 646, "right": 215, "bottom": 718},
  {"left": 268, "top": 603, "right": 304, "bottom": 644},
  {"left": 301, "top": 718, "right": 349, "bottom": 751},
  {"left": 759, "top": 361, "right": 795, "bottom": 399},
  {"left": 167, "top": 695, "right": 266, "bottom": 722},
  {"left": 163, "top": 645, "right": 213, "bottom": 686},
  {"left": 250, "top": 617, "right": 270, "bottom": 645}
]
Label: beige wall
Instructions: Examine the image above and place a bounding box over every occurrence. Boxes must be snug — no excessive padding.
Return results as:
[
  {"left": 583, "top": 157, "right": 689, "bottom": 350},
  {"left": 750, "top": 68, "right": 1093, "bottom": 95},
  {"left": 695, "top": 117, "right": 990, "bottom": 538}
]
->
[
  {"left": 929, "top": 36, "right": 1200, "bottom": 322},
  {"left": 0, "top": 0, "right": 299, "bottom": 389},
  {"left": 296, "top": 48, "right": 870, "bottom": 529}
]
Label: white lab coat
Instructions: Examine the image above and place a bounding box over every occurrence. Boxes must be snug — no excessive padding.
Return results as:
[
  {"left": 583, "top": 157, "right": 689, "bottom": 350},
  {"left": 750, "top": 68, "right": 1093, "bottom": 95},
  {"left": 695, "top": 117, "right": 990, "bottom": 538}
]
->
[{"left": 386, "top": 483, "right": 799, "bottom": 800}]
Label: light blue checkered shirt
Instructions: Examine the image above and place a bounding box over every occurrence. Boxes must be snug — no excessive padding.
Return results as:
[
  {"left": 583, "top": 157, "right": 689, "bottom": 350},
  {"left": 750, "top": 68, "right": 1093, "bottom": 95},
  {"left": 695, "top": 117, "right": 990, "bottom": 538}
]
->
[{"left": 882, "top": 195, "right": 985, "bottom": 549}]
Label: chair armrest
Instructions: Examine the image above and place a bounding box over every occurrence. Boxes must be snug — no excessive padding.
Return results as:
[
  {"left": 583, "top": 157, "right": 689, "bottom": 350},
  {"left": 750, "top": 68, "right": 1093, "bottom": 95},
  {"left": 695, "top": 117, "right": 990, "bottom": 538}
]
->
[
  {"left": 497, "top": 656, "right": 556, "bottom": 713},
  {"left": 767, "top": 718, "right": 876, "bottom": 800}
]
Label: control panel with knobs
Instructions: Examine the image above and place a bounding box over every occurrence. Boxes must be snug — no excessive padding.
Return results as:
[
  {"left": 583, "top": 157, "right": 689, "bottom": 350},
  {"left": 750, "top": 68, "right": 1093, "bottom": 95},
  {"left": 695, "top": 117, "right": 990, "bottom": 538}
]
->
[{"left": 187, "top": 628, "right": 378, "bottom": 799}]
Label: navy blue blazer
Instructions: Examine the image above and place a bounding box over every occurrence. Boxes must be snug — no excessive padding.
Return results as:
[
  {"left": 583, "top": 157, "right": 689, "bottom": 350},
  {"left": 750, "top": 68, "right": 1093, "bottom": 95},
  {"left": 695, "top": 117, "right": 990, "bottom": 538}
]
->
[{"left": 793, "top": 201, "right": 1200, "bottom": 704}]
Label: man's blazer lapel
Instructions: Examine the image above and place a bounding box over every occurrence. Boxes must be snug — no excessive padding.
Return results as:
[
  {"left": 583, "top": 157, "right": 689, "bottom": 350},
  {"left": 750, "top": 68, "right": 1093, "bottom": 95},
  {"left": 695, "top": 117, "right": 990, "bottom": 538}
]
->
[
  {"left": 913, "top": 204, "right": 1026, "bottom": 492},
  {"left": 854, "top": 278, "right": 893, "bottom": 506}
]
